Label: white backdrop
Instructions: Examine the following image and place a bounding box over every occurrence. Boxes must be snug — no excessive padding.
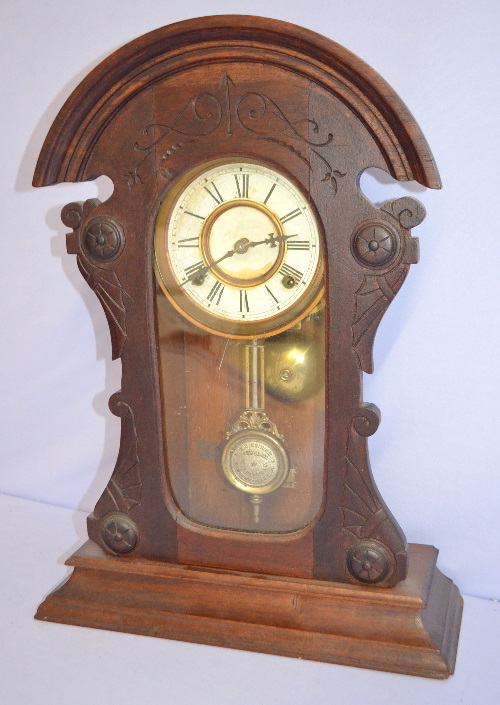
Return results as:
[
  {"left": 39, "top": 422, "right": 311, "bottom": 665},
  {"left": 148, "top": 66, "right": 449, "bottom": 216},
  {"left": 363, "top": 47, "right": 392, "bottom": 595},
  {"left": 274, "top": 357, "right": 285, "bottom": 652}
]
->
[{"left": 1, "top": 0, "right": 499, "bottom": 601}]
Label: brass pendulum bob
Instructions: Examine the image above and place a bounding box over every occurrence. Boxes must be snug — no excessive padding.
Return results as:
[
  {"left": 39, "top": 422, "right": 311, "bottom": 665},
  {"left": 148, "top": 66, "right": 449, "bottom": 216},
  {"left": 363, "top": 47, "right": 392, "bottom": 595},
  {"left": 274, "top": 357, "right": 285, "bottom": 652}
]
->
[{"left": 222, "top": 339, "right": 290, "bottom": 524}]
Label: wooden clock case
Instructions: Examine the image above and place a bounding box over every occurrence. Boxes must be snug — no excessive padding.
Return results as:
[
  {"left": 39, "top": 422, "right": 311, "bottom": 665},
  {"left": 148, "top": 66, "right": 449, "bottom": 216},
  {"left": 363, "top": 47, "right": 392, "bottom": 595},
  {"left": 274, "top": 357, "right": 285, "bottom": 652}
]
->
[{"left": 33, "top": 16, "right": 462, "bottom": 678}]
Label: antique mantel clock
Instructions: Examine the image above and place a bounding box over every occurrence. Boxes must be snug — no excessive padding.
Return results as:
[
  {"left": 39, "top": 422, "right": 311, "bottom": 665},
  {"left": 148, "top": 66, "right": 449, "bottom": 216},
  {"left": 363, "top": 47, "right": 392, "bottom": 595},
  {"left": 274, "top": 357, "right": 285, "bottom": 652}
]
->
[{"left": 33, "top": 16, "right": 462, "bottom": 678}]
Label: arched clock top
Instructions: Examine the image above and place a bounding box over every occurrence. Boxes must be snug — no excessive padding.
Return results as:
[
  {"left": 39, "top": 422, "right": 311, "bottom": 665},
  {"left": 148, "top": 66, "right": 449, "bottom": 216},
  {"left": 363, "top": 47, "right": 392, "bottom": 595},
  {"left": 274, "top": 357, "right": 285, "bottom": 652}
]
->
[{"left": 33, "top": 15, "right": 440, "bottom": 190}]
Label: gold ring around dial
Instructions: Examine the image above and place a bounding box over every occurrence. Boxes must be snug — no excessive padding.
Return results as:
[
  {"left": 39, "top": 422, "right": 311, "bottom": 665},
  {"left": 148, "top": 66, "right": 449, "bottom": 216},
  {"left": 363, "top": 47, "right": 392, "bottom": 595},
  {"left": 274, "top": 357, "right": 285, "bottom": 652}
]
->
[{"left": 200, "top": 199, "right": 286, "bottom": 288}]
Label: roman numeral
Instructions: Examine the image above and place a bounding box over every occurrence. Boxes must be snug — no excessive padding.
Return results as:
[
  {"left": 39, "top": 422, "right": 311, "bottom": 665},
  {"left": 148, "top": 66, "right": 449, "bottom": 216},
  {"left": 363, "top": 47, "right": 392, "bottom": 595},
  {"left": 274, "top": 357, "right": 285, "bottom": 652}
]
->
[
  {"left": 184, "top": 261, "right": 204, "bottom": 278},
  {"left": 280, "top": 263, "right": 303, "bottom": 282},
  {"left": 287, "top": 240, "right": 310, "bottom": 250},
  {"left": 234, "top": 174, "right": 249, "bottom": 198},
  {"left": 177, "top": 236, "right": 199, "bottom": 248},
  {"left": 239, "top": 290, "right": 249, "bottom": 313},
  {"left": 207, "top": 280, "right": 225, "bottom": 305},
  {"left": 265, "top": 285, "right": 279, "bottom": 304},
  {"left": 263, "top": 183, "right": 276, "bottom": 205},
  {"left": 280, "top": 208, "right": 301, "bottom": 224},
  {"left": 204, "top": 182, "right": 224, "bottom": 205},
  {"left": 185, "top": 211, "right": 205, "bottom": 221}
]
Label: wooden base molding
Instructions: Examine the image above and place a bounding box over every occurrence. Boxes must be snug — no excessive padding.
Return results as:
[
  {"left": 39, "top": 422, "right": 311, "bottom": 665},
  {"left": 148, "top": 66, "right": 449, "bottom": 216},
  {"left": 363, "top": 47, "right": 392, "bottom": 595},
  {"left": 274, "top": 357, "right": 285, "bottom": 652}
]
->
[{"left": 36, "top": 542, "right": 462, "bottom": 678}]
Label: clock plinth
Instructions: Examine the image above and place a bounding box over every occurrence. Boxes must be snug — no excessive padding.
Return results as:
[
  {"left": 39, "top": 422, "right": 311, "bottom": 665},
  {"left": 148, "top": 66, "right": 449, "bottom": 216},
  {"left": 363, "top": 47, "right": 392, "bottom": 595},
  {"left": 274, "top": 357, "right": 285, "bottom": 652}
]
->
[
  {"left": 33, "top": 16, "right": 462, "bottom": 677},
  {"left": 36, "top": 542, "right": 462, "bottom": 679}
]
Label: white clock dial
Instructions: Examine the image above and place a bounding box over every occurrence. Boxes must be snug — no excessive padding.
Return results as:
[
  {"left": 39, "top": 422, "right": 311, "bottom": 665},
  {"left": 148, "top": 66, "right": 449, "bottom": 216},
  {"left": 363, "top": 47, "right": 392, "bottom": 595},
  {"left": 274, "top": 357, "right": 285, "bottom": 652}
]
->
[{"left": 154, "top": 161, "right": 323, "bottom": 338}]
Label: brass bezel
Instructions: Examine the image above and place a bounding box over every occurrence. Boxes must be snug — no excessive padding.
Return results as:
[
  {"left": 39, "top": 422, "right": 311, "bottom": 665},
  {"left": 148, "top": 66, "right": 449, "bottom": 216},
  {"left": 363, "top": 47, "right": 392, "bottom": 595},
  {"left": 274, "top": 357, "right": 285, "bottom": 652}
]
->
[{"left": 200, "top": 199, "right": 286, "bottom": 288}]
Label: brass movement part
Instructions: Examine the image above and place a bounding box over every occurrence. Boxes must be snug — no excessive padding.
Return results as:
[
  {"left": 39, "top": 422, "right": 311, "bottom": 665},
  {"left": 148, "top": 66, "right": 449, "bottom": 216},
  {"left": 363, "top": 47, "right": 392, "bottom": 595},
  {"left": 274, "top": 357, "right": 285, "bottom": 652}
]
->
[{"left": 264, "top": 328, "right": 324, "bottom": 403}]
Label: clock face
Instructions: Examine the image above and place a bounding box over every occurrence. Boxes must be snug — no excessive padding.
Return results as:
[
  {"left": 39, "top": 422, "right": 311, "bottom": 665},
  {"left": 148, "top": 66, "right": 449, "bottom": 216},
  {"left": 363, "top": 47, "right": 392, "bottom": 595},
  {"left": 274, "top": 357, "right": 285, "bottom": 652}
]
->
[{"left": 154, "top": 161, "right": 324, "bottom": 338}]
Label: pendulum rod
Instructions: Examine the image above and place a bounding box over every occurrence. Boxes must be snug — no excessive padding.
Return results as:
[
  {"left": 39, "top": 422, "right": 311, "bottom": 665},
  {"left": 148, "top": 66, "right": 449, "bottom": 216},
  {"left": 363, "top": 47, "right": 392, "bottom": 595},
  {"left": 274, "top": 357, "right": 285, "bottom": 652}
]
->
[
  {"left": 245, "top": 339, "right": 265, "bottom": 411},
  {"left": 246, "top": 338, "right": 265, "bottom": 523}
]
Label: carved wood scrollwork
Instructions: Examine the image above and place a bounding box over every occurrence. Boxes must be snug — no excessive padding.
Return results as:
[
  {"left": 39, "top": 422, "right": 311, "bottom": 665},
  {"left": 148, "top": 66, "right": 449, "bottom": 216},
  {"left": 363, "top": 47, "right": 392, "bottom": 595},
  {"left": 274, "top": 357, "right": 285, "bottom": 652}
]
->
[
  {"left": 106, "top": 393, "right": 142, "bottom": 512},
  {"left": 61, "top": 200, "right": 129, "bottom": 360},
  {"left": 351, "top": 196, "right": 425, "bottom": 373},
  {"left": 126, "top": 74, "right": 345, "bottom": 192}
]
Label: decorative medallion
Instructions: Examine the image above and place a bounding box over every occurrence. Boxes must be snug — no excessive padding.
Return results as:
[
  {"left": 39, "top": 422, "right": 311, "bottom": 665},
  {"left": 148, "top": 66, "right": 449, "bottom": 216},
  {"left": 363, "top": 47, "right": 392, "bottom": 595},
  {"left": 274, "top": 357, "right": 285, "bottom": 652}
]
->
[
  {"left": 82, "top": 216, "right": 124, "bottom": 262},
  {"left": 352, "top": 218, "right": 400, "bottom": 268},
  {"left": 100, "top": 513, "right": 139, "bottom": 554},
  {"left": 347, "top": 541, "right": 390, "bottom": 583}
]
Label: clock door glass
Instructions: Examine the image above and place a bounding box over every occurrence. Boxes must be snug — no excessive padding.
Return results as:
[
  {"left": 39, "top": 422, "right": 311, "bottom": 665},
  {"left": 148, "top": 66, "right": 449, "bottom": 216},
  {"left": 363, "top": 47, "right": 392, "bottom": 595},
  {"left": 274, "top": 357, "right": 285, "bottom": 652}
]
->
[{"left": 154, "top": 160, "right": 325, "bottom": 533}]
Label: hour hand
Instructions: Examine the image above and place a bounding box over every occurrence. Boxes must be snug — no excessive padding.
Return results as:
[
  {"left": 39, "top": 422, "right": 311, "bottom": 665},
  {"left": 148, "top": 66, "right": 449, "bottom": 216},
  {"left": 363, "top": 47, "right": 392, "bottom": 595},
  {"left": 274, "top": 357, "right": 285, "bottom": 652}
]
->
[
  {"left": 263, "top": 232, "right": 298, "bottom": 248},
  {"left": 248, "top": 232, "right": 298, "bottom": 250}
]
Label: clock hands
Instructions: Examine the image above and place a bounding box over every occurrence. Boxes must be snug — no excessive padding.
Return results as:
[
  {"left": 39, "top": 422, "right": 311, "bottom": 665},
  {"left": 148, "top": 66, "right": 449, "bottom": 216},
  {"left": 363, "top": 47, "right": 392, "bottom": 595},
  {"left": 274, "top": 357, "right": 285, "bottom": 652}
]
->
[
  {"left": 238, "top": 232, "right": 298, "bottom": 252},
  {"left": 180, "top": 247, "right": 237, "bottom": 286},
  {"left": 182, "top": 232, "right": 298, "bottom": 285}
]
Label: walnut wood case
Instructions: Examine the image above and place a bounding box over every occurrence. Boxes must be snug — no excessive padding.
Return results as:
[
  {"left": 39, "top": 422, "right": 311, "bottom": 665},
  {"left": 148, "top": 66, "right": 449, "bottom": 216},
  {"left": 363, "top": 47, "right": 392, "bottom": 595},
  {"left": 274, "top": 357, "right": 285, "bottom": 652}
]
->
[{"left": 33, "top": 16, "right": 462, "bottom": 677}]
